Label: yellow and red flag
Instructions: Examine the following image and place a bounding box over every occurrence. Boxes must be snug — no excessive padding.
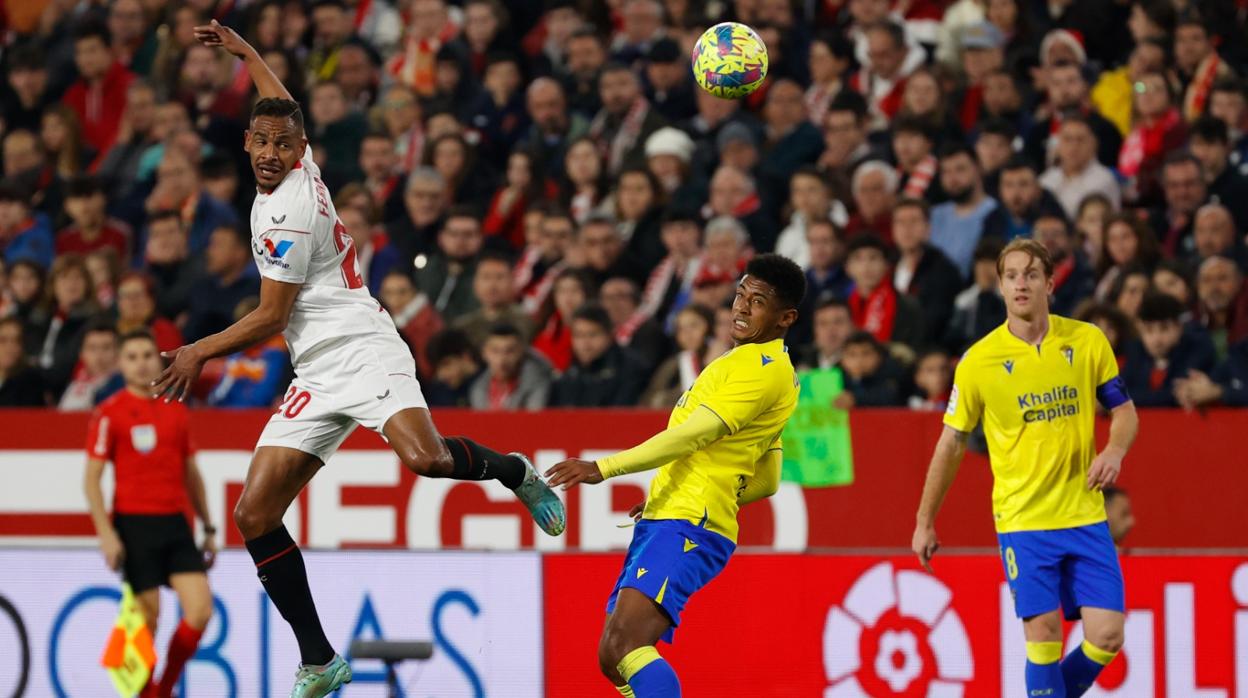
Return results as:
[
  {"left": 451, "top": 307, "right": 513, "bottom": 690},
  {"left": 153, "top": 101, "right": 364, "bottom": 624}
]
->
[{"left": 100, "top": 584, "right": 157, "bottom": 697}]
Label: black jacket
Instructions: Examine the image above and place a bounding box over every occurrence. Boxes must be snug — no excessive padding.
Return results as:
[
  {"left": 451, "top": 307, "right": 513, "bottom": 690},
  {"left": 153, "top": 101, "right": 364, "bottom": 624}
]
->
[
  {"left": 902, "top": 244, "right": 964, "bottom": 347},
  {"left": 1120, "top": 328, "right": 1217, "bottom": 407},
  {"left": 0, "top": 366, "right": 50, "bottom": 407},
  {"left": 550, "top": 345, "right": 647, "bottom": 407},
  {"left": 1213, "top": 338, "right": 1248, "bottom": 406}
]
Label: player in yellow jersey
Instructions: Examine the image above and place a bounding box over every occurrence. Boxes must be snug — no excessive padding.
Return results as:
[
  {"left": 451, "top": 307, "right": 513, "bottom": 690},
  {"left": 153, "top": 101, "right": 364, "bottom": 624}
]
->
[
  {"left": 547, "top": 254, "right": 805, "bottom": 698},
  {"left": 911, "top": 239, "right": 1139, "bottom": 698}
]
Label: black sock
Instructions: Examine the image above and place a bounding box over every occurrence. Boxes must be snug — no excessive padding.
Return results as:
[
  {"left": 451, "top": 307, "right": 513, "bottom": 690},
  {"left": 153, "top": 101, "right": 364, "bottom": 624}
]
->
[
  {"left": 442, "top": 437, "right": 527, "bottom": 489},
  {"left": 245, "top": 526, "right": 335, "bottom": 666}
]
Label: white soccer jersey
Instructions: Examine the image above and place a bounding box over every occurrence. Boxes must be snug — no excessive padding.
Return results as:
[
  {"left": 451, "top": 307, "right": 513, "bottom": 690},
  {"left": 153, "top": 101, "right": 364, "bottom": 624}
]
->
[{"left": 249, "top": 150, "right": 396, "bottom": 362}]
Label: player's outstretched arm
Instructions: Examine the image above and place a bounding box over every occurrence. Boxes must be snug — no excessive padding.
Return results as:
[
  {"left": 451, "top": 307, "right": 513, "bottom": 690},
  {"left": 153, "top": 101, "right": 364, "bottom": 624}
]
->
[
  {"left": 738, "top": 448, "right": 782, "bottom": 505},
  {"left": 1087, "top": 401, "right": 1138, "bottom": 490},
  {"left": 911, "top": 426, "right": 969, "bottom": 572},
  {"left": 153, "top": 277, "right": 300, "bottom": 402},
  {"left": 194, "top": 19, "right": 293, "bottom": 101},
  {"left": 545, "top": 405, "right": 730, "bottom": 488}
]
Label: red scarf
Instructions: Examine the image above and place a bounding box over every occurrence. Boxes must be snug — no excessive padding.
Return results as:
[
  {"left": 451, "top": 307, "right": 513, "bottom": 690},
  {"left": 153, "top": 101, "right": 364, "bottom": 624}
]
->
[
  {"left": 1119, "top": 108, "right": 1181, "bottom": 177},
  {"left": 848, "top": 284, "right": 898, "bottom": 343},
  {"left": 1184, "top": 53, "right": 1224, "bottom": 121},
  {"left": 901, "top": 155, "right": 937, "bottom": 200}
]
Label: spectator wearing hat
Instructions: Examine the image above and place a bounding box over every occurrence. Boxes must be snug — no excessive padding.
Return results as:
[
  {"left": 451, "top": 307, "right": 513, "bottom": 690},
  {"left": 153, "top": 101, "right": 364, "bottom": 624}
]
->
[
  {"left": 1188, "top": 116, "right": 1248, "bottom": 233},
  {"left": 522, "top": 77, "right": 590, "bottom": 179},
  {"left": 892, "top": 199, "right": 963, "bottom": 345},
  {"left": 1025, "top": 62, "right": 1123, "bottom": 172},
  {"left": 644, "top": 127, "right": 702, "bottom": 210},
  {"left": 758, "top": 79, "right": 825, "bottom": 210},
  {"left": 834, "top": 331, "right": 905, "bottom": 408},
  {"left": 775, "top": 167, "right": 850, "bottom": 270},
  {"left": 845, "top": 234, "right": 924, "bottom": 349},
  {"left": 956, "top": 22, "right": 1006, "bottom": 132},
  {"left": 550, "top": 303, "right": 647, "bottom": 407},
  {"left": 0, "top": 183, "right": 55, "bottom": 269},
  {"left": 984, "top": 156, "right": 1066, "bottom": 241},
  {"left": 63, "top": 20, "right": 136, "bottom": 155},
  {"left": 468, "top": 322, "right": 553, "bottom": 410},
  {"left": 1122, "top": 292, "right": 1217, "bottom": 407},
  {"left": 643, "top": 37, "right": 697, "bottom": 122},
  {"left": 588, "top": 63, "right": 668, "bottom": 178},
  {"left": 1092, "top": 39, "right": 1168, "bottom": 138},
  {"left": 930, "top": 144, "right": 998, "bottom": 279},
  {"left": 57, "top": 177, "right": 132, "bottom": 260},
  {"left": 1196, "top": 255, "right": 1248, "bottom": 360},
  {"left": 1041, "top": 115, "right": 1122, "bottom": 221},
  {"left": 892, "top": 115, "right": 942, "bottom": 204}
]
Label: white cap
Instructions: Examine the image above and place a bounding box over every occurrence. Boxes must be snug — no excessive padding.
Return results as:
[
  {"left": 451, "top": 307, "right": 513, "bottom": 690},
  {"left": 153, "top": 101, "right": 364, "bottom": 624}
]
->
[{"left": 644, "top": 127, "right": 695, "bottom": 163}]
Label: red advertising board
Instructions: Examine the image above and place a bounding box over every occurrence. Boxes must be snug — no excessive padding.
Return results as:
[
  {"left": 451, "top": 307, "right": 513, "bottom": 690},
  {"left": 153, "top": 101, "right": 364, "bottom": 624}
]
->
[
  {"left": 1, "top": 409, "right": 1245, "bottom": 550},
  {"left": 543, "top": 554, "right": 1248, "bottom": 697}
]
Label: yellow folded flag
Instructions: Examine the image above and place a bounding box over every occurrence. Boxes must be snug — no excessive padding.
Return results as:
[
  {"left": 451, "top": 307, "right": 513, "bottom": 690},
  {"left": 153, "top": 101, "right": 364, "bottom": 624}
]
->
[{"left": 101, "top": 584, "right": 157, "bottom": 697}]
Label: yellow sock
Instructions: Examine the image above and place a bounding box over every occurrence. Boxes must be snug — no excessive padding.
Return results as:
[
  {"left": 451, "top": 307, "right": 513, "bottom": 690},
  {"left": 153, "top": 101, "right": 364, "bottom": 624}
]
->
[
  {"left": 617, "top": 646, "right": 661, "bottom": 682},
  {"left": 614, "top": 685, "right": 636, "bottom": 697},
  {"left": 1025, "top": 641, "right": 1063, "bottom": 664},
  {"left": 1082, "top": 639, "right": 1118, "bottom": 665}
]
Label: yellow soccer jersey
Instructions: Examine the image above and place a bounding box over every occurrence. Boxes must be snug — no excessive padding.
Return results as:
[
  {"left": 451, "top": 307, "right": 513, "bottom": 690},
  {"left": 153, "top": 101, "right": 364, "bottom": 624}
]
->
[
  {"left": 642, "top": 338, "right": 799, "bottom": 542},
  {"left": 944, "top": 315, "right": 1130, "bottom": 533}
]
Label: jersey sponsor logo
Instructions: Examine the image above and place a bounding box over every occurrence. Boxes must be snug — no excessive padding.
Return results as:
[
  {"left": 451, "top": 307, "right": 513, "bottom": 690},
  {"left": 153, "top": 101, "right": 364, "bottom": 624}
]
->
[
  {"left": 1003, "top": 360, "right": 1014, "bottom": 374},
  {"left": 264, "top": 239, "right": 293, "bottom": 258},
  {"left": 1017, "top": 384, "right": 1081, "bottom": 423},
  {"left": 129, "top": 425, "right": 157, "bottom": 454},
  {"left": 254, "top": 233, "right": 293, "bottom": 269}
]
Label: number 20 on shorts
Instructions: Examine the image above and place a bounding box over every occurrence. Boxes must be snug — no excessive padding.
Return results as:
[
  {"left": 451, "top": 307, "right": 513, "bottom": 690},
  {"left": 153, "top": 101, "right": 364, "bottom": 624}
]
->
[{"left": 278, "top": 386, "right": 311, "bottom": 418}]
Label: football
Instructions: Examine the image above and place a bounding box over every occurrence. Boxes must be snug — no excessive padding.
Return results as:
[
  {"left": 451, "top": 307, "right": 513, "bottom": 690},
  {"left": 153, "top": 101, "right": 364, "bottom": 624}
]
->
[{"left": 691, "top": 22, "right": 770, "bottom": 99}]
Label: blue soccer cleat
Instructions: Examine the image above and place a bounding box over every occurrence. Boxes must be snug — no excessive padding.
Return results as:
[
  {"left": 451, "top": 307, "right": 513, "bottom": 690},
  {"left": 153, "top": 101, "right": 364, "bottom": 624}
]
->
[
  {"left": 511, "top": 452, "right": 567, "bottom": 536},
  {"left": 289, "top": 654, "right": 352, "bottom": 698}
]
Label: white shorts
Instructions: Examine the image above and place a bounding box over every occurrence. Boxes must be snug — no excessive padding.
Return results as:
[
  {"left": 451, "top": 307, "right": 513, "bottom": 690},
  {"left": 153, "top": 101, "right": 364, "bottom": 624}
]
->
[{"left": 256, "top": 333, "right": 427, "bottom": 462}]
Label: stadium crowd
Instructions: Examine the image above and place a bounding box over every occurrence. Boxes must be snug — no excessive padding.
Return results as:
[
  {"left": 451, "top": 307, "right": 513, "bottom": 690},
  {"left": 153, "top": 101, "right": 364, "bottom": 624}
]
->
[{"left": 1, "top": 0, "right": 1247, "bottom": 411}]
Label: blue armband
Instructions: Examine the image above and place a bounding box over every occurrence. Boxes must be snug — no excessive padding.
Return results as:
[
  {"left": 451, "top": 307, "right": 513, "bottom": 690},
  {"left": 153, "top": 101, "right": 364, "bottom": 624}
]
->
[{"left": 1096, "top": 376, "right": 1130, "bottom": 409}]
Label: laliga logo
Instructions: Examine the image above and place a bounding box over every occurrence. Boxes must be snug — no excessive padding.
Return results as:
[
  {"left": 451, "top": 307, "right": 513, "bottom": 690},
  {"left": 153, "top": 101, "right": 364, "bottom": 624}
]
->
[{"left": 823, "top": 562, "right": 973, "bottom": 696}]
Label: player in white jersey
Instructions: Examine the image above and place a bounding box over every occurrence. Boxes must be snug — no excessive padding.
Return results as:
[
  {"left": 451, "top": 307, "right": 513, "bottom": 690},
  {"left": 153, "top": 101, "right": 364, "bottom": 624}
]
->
[{"left": 152, "top": 21, "right": 566, "bottom": 698}]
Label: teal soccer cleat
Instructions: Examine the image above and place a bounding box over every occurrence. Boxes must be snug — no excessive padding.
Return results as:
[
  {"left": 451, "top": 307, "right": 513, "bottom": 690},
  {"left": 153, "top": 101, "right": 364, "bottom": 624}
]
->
[
  {"left": 289, "top": 654, "right": 352, "bottom": 698},
  {"left": 511, "top": 452, "right": 567, "bottom": 536}
]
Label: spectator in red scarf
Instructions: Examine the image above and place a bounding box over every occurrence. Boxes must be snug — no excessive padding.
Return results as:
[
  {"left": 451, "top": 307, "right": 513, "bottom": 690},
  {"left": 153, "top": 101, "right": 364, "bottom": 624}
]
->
[
  {"left": 483, "top": 150, "right": 551, "bottom": 252},
  {"left": 1120, "top": 71, "right": 1188, "bottom": 206},
  {"left": 386, "top": 0, "right": 459, "bottom": 97},
  {"left": 851, "top": 21, "right": 917, "bottom": 131},
  {"left": 1025, "top": 62, "right": 1122, "bottom": 171},
  {"left": 844, "top": 234, "right": 924, "bottom": 349},
  {"left": 57, "top": 177, "right": 131, "bottom": 260},
  {"left": 588, "top": 63, "right": 667, "bottom": 178},
  {"left": 704, "top": 165, "right": 774, "bottom": 252},
  {"left": 63, "top": 19, "right": 136, "bottom": 155},
  {"left": 115, "top": 272, "right": 183, "bottom": 354},
  {"left": 1175, "top": 12, "right": 1232, "bottom": 122},
  {"left": 892, "top": 116, "right": 941, "bottom": 204},
  {"left": 468, "top": 322, "right": 553, "bottom": 410},
  {"left": 804, "top": 32, "right": 853, "bottom": 129},
  {"left": 532, "top": 267, "right": 595, "bottom": 372}
]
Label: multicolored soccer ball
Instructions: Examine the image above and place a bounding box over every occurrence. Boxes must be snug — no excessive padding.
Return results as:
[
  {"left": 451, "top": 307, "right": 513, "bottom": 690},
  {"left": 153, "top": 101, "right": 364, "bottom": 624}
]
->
[{"left": 691, "top": 22, "right": 769, "bottom": 99}]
